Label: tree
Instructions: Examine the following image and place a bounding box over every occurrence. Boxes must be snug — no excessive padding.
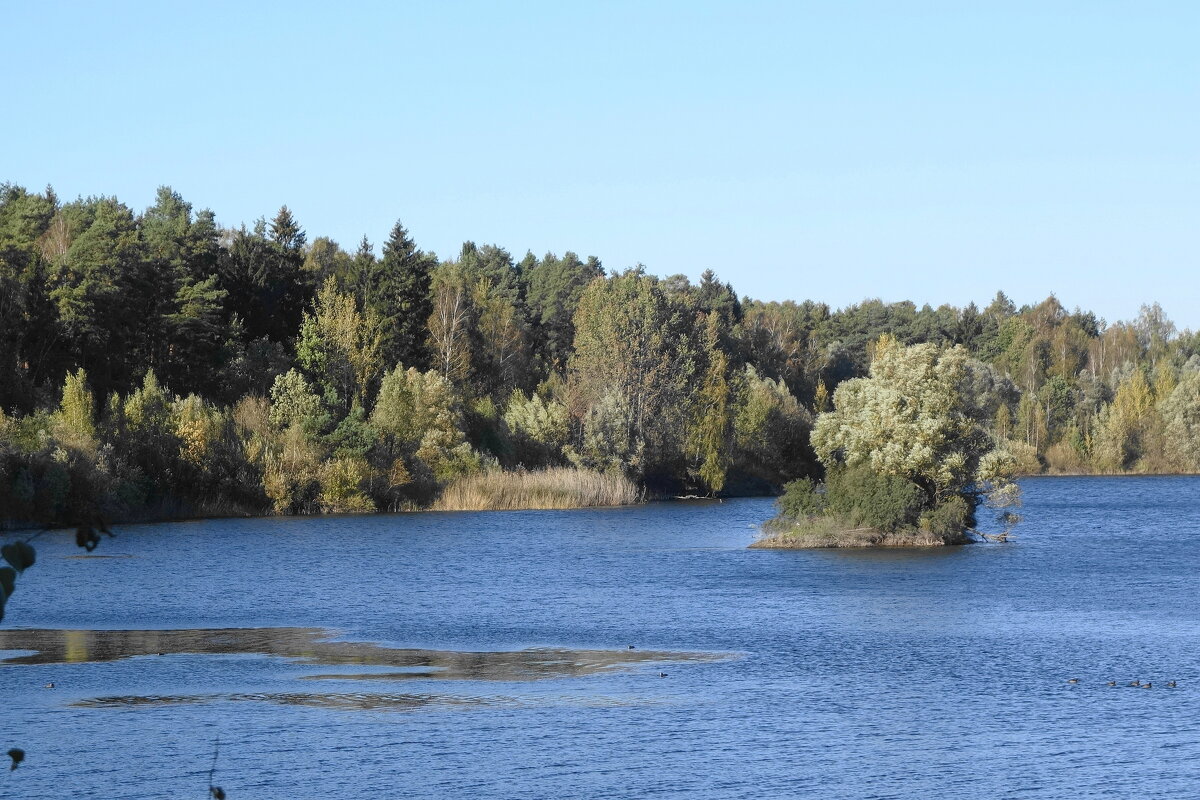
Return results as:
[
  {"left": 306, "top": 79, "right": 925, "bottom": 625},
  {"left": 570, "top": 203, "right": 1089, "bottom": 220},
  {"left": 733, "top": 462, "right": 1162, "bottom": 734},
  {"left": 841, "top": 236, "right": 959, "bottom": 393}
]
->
[
  {"left": 375, "top": 220, "right": 434, "bottom": 371},
  {"left": 567, "top": 270, "right": 695, "bottom": 481},
  {"left": 523, "top": 251, "right": 604, "bottom": 374},
  {"left": 739, "top": 299, "right": 826, "bottom": 402},
  {"left": 345, "top": 235, "right": 377, "bottom": 307},
  {"left": 1162, "top": 370, "right": 1200, "bottom": 471},
  {"left": 687, "top": 314, "right": 733, "bottom": 494},
  {"left": 732, "top": 366, "right": 811, "bottom": 487},
  {"left": 163, "top": 275, "right": 229, "bottom": 397},
  {"left": 811, "top": 336, "right": 1020, "bottom": 533},
  {"left": 268, "top": 369, "right": 327, "bottom": 433},
  {"left": 503, "top": 390, "right": 569, "bottom": 467},
  {"left": 296, "top": 277, "right": 383, "bottom": 414},
  {"left": 303, "top": 236, "right": 352, "bottom": 287},
  {"left": 426, "top": 264, "right": 473, "bottom": 387},
  {"left": 218, "top": 211, "right": 312, "bottom": 344},
  {"left": 269, "top": 205, "right": 306, "bottom": 251},
  {"left": 0, "top": 184, "right": 58, "bottom": 408},
  {"left": 48, "top": 197, "right": 150, "bottom": 397},
  {"left": 471, "top": 276, "right": 529, "bottom": 398},
  {"left": 1092, "top": 368, "right": 1155, "bottom": 471},
  {"left": 53, "top": 368, "right": 96, "bottom": 452},
  {"left": 370, "top": 365, "right": 479, "bottom": 485}
]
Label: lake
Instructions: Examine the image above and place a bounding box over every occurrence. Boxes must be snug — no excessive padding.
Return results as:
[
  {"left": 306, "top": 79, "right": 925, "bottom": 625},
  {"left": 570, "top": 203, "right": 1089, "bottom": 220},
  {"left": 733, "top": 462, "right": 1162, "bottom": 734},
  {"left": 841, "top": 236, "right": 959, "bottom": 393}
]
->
[{"left": 5, "top": 476, "right": 1200, "bottom": 799}]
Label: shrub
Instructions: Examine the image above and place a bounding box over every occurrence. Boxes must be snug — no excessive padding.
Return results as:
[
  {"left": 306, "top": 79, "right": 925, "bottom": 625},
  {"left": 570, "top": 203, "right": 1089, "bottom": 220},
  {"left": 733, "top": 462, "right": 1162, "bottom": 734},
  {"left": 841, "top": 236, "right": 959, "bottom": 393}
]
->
[
  {"left": 825, "top": 464, "right": 926, "bottom": 532},
  {"left": 777, "top": 478, "right": 825, "bottom": 519},
  {"left": 918, "top": 495, "right": 971, "bottom": 539},
  {"left": 503, "top": 390, "right": 569, "bottom": 468},
  {"left": 319, "top": 456, "right": 375, "bottom": 513}
]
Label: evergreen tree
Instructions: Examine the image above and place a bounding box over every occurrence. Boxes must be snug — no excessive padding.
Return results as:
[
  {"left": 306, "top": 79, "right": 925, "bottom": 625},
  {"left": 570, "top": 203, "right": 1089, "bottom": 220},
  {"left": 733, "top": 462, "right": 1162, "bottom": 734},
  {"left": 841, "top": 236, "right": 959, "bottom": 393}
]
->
[
  {"left": 218, "top": 209, "right": 313, "bottom": 344},
  {"left": 269, "top": 205, "right": 306, "bottom": 251},
  {"left": 523, "top": 251, "right": 603, "bottom": 374},
  {"left": 49, "top": 197, "right": 151, "bottom": 397},
  {"left": 375, "top": 219, "right": 434, "bottom": 370}
]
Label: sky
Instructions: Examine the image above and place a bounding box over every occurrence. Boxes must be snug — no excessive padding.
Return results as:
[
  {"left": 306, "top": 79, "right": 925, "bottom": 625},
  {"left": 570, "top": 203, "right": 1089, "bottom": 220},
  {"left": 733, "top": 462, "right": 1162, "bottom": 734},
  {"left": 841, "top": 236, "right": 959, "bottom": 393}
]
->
[{"left": 5, "top": 1, "right": 1198, "bottom": 329}]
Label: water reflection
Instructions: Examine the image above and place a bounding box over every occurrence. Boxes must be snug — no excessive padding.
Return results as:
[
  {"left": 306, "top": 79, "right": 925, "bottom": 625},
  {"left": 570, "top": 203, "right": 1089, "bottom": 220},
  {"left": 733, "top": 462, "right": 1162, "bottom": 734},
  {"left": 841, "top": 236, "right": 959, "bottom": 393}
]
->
[{"left": 0, "top": 627, "right": 730, "bottom": 680}]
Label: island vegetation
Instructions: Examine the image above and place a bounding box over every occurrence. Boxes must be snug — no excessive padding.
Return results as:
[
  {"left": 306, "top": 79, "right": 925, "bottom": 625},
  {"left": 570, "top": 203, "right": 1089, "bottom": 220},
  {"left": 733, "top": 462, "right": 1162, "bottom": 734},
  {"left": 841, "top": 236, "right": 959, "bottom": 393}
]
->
[
  {"left": 2, "top": 182, "right": 1200, "bottom": 530},
  {"left": 754, "top": 336, "right": 1020, "bottom": 547}
]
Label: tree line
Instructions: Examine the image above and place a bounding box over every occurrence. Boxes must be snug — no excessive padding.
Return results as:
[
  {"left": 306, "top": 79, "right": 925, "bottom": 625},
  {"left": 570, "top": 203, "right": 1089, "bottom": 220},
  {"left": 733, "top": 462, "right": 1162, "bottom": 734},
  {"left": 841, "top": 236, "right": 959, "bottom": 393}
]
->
[{"left": 2, "top": 183, "right": 1198, "bottom": 524}]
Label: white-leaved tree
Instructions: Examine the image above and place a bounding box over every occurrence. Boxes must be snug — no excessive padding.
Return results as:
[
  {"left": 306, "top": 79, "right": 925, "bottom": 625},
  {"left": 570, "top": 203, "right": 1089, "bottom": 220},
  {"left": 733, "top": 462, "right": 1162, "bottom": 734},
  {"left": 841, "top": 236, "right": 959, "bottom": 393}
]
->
[{"left": 811, "top": 335, "right": 1021, "bottom": 537}]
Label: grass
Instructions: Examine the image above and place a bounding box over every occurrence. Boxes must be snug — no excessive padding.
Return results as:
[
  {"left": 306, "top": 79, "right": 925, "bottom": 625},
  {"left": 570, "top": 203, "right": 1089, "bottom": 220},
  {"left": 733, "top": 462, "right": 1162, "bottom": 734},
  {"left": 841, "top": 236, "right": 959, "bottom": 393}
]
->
[
  {"left": 432, "top": 467, "right": 642, "bottom": 511},
  {"left": 752, "top": 512, "right": 970, "bottom": 549}
]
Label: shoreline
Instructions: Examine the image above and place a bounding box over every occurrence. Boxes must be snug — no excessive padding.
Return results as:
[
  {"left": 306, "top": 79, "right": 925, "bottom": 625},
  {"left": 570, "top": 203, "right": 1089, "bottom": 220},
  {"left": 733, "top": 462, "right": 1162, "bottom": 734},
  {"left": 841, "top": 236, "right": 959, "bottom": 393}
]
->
[
  {"left": 6, "top": 472, "right": 1199, "bottom": 533},
  {"left": 751, "top": 526, "right": 971, "bottom": 550}
]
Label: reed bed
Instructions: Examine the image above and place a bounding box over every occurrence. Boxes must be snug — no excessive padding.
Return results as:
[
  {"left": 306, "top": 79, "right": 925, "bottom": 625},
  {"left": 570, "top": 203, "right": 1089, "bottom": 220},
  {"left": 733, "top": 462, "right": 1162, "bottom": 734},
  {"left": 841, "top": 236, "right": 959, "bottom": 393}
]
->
[{"left": 433, "top": 467, "right": 641, "bottom": 511}]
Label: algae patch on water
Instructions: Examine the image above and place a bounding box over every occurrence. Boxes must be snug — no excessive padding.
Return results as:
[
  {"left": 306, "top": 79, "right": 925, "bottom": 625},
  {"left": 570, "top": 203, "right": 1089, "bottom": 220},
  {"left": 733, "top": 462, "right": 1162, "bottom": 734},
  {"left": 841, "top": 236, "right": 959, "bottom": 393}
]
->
[{"left": 0, "top": 627, "right": 730, "bottom": 681}]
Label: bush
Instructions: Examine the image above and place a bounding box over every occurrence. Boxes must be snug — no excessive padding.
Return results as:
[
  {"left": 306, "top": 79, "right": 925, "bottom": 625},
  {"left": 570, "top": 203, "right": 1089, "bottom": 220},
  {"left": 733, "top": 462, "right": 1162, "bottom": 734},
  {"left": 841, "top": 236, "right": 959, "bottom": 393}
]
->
[
  {"left": 825, "top": 464, "right": 926, "bottom": 532},
  {"left": 319, "top": 456, "right": 375, "bottom": 513},
  {"left": 777, "top": 478, "right": 824, "bottom": 519},
  {"left": 918, "top": 495, "right": 971, "bottom": 539}
]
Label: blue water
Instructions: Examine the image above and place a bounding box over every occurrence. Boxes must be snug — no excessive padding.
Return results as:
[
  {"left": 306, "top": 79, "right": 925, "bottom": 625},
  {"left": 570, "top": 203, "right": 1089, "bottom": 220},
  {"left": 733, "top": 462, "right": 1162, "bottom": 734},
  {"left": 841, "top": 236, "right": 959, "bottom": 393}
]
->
[{"left": 4, "top": 476, "right": 1200, "bottom": 798}]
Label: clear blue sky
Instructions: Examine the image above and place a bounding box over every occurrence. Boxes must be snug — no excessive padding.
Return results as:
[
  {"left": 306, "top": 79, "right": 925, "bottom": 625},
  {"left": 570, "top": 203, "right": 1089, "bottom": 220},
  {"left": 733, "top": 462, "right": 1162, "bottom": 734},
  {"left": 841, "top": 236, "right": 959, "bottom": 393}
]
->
[{"left": 5, "top": 1, "right": 1197, "bottom": 328}]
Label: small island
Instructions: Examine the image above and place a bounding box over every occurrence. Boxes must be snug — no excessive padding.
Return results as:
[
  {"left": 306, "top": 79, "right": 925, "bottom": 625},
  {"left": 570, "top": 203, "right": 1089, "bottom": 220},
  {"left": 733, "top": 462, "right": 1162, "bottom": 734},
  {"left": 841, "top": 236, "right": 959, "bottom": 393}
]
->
[{"left": 754, "top": 336, "right": 1020, "bottom": 548}]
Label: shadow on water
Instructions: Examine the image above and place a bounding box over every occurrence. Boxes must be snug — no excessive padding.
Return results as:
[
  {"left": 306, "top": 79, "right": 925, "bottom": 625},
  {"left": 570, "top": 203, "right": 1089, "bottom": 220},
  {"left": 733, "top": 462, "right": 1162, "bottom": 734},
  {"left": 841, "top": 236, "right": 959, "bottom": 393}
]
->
[{"left": 0, "top": 627, "right": 732, "bottom": 681}]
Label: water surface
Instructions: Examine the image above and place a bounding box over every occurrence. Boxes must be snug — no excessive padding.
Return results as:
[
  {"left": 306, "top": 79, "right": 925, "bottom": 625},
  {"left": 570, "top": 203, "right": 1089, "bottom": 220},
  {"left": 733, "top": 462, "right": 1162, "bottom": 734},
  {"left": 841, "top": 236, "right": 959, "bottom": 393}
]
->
[{"left": 5, "top": 477, "right": 1200, "bottom": 798}]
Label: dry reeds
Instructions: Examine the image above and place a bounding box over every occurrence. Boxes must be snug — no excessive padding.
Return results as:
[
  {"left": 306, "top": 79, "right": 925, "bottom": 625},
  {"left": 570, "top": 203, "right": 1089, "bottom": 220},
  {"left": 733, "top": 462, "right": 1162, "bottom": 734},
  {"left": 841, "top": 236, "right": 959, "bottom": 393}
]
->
[{"left": 432, "top": 467, "right": 641, "bottom": 511}]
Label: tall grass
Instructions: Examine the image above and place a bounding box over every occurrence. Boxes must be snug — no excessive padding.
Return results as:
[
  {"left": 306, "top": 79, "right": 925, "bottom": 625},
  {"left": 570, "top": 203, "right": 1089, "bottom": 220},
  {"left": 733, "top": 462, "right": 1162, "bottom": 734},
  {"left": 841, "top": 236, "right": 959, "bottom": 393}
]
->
[{"left": 433, "top": 467, "right": 641, "bottom": 511}]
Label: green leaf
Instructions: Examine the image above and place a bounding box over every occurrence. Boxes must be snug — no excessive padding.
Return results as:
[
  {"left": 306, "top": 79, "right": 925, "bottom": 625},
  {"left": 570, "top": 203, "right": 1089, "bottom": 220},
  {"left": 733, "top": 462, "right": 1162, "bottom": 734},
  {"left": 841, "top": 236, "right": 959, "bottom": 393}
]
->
[
  {"left": 0, "top": 567, "right": 14, "bottom": 597},
  {"left": 1, "top": 542, "right": 35, "bottom": 573}
]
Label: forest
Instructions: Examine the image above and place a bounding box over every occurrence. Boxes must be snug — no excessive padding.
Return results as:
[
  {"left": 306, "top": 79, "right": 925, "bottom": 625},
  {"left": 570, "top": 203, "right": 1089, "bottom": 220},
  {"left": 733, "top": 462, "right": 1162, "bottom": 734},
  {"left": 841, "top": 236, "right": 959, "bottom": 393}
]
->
[{"left": 2, "top": 182, "right": 1199, "bottom": 526}]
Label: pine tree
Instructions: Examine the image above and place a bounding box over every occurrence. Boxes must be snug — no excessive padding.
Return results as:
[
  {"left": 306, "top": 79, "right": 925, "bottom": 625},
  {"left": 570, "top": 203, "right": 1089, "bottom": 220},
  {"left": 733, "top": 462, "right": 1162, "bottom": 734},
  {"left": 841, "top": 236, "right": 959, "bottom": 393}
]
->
[
  {"left": 376, "top": 219, "right": 433, "bottom": 370},
  {"left": 269, "top": 205, "right": 306, "bottom": 252},
  {"left": 219, "top": 208, "right": 312, "bottom": 344}
]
